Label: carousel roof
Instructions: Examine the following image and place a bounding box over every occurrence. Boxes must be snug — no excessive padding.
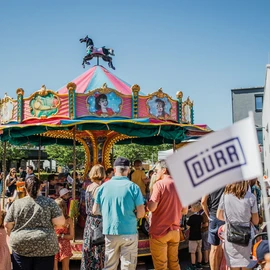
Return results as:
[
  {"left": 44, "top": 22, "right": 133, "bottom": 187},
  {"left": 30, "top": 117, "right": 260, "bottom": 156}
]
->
[{"left": 57, "top": 65, "right": 132, "bottom": 95}]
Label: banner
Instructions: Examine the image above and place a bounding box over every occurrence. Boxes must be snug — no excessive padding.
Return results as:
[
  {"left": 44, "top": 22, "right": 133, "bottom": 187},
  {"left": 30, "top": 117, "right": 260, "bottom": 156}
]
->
[{"left": 167, "top": 115, "right": 262, "bottom": 206}]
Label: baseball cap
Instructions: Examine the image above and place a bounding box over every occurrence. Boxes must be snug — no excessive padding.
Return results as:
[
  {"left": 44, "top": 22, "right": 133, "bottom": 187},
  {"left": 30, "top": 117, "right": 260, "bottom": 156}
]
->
[
  {"left": 59, "top": 188, "right": 70, "bottom": 198},
  {"left": 114, "top": 157, "right": 130, "bottom": 167},
  {"left": 247, "top": 240, "right": 269, "bottom": 268}
]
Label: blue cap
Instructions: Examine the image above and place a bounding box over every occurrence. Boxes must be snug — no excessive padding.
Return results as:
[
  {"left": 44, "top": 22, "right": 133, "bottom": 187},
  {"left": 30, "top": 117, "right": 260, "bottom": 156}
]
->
[{"left": 247, "top": 240, "right": 269, "bottom": 268}]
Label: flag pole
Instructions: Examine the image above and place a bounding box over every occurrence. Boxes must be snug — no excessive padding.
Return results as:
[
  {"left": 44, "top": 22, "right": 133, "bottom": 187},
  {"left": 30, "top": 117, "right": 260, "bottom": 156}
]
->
[
  {"left": 248, "top": 111, "right": 270, "bottom": 247},
  {"left": 72, "top": 125, "right": 77, "bottom": 242}
]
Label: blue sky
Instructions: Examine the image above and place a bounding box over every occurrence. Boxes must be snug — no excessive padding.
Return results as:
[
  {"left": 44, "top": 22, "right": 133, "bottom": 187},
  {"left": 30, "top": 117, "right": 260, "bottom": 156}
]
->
[{"left": 0, "top": 0, "right": 269, "bottom": 130}]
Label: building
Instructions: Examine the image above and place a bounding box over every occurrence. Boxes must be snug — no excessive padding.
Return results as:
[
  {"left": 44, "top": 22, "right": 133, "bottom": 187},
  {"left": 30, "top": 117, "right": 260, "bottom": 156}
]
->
[
  {"left": 231, "top": 86, "right": 264, "bottom": 165},
  {"left": 262, "top": 65, "right": 270, "bottom": 177}
]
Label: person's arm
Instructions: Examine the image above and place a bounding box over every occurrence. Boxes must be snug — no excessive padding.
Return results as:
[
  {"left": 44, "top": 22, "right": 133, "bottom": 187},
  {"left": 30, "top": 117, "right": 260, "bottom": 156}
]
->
[
  {"left": 136, "top": 204, "right": 145, "bottom": 218},
  {"left": 59, "top": 218, "right": 74, "bottom": 240},
  {"left": 216, "top": 209, "right": 224, "bottom": 221},
  {"left": 201, "top": 195, "right": 209, "bottom": 219},
  {"left": 251, "top": 212, "right": 259, "bottom": 225},
  {"left": 4, "top": 221, "right": 15, "bottom": 236},
  {"left": 147, "top": 182, "right": 161, "bottom": 212},
  {"left": 181, "top": 207, "right": 188, "bottom": 215},
  {"left": 52, "top": 214, "right": 65, "bottom": 226},
  {"left": 92, "top": 202, "right": 102, "bottom": 215},
  {"left": 147, "top": 201, "right": 158, "bottom": 212}
]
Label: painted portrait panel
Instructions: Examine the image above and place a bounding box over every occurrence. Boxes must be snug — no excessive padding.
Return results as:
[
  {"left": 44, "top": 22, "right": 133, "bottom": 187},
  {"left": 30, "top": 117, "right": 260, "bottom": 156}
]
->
[
  {"left": 88, "top": 91, "right": 122, "bottom": 117},
  {"left": 0, "top": 99, "right": 14, "bottom": 124},
  {"left": 30, "top": 93, "right": 60, "bottom": 118},
  {"left": 147, "top": 96, "right": 172, "bottom": 119},
  {"left": 182, "top": 103, "right": 191, "bottom": 123}
]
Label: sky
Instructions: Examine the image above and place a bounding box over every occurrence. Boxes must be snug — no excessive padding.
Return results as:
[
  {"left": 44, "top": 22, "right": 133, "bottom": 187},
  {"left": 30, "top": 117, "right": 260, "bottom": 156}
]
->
[{"left": 0, "top": 0, "right": 270, "bottom": 130}]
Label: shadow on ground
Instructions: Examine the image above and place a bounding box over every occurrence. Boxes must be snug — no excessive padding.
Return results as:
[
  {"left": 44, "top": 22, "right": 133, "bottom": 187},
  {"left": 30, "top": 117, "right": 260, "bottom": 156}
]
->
[{"left": 65, "top": 248, "right": 210, "bottom": 270}]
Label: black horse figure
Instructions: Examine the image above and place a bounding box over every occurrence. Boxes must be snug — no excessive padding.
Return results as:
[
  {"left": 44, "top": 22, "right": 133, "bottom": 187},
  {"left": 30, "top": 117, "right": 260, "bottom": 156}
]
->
[{"left": 79, "top": 35, "right": 115, "bottom": 69}]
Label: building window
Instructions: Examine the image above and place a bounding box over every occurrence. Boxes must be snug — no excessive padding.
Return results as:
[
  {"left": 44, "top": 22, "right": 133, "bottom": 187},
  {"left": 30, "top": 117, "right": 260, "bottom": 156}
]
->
[
  {"left": 257, "top": 129, "right": 263, "bottom": 145},
  {"left": 255, "top": 95, "right": 263, "bottom": 112}
]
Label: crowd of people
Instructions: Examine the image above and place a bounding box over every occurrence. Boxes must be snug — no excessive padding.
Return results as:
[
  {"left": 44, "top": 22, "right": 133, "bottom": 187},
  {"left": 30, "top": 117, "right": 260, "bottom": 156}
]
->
[{"left": 0, "top": 158, "right": 270, "bottom": 270}]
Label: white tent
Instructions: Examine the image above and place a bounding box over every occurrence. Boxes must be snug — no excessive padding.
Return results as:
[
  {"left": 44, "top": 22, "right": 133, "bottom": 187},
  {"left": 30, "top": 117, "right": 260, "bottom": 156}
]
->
[{"left": 158, "top": 149, "right": 175, "bottom": 160}]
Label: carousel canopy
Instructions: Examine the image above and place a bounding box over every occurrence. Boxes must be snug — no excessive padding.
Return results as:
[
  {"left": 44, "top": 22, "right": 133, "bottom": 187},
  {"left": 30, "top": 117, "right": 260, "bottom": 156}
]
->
[{"left": 58, "top": 65, "right": 132, "bottom": 95}]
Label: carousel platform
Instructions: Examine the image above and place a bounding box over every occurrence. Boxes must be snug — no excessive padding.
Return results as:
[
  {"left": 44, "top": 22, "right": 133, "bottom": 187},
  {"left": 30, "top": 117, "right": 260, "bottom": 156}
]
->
[{"left": 70, "top": 226, "right": 151, "bottom": 260}]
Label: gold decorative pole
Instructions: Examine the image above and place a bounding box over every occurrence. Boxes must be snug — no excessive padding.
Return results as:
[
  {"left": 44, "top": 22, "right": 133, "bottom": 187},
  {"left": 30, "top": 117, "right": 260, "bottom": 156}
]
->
[
  {"left": 72, "top": 126, "right": 77, "bottom": 241},
  {"left": 38, "top": 136, "right": 41, "bottom": 179},
  {"left": 1, "top": 141, "right": 7, "bottom": 210}
]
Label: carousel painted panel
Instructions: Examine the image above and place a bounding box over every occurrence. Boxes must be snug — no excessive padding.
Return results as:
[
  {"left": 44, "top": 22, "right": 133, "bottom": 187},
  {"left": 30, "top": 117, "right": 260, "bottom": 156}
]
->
[
  {"left": 181, "top": 97, "right": 193, "bottom": 124},
  {"left": 23, "top": 86, "right": 68, "bottom": 121},
  {"left": 137, "top": 91, "right": 178, "bottom": 122},
  {"left": 0, "top": 94, "right": 17, "bottom": 124},
  {"left": 85, "top": 89, "right": 131, "bottom": 118}
]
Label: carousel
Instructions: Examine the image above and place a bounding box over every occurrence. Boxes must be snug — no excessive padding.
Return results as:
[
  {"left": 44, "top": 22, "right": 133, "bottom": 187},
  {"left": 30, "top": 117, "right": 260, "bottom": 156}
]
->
[{"left": 0, "top": 37, "right": 211, "bottom": 258}]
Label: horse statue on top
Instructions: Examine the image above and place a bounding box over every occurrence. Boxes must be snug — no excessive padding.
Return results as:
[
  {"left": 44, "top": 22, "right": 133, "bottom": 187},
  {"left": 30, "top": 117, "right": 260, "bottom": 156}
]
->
[{"left": 80, "top": 35, "right": 115, "bottom": 70}]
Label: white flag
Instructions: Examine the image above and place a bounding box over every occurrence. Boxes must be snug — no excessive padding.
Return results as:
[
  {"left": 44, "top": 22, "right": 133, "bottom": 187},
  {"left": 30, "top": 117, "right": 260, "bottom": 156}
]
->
[
  {"left": 167, "top": 114, "right": 262, "bottom": 206},
  {"left": 67, "top": 175, "right": 73, "bottom": 184}
]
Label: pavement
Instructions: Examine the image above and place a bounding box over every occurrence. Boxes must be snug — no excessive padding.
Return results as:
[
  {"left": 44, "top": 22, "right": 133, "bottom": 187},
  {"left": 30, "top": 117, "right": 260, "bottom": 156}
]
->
[{"left": 64, "top": 248, "right": 211, "bottom": 270}]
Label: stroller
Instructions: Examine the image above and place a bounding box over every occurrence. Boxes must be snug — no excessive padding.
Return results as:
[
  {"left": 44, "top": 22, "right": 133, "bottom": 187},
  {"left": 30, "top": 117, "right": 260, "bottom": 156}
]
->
[{"left": 248, "top": 232, "right": 269, "bottom": 269}]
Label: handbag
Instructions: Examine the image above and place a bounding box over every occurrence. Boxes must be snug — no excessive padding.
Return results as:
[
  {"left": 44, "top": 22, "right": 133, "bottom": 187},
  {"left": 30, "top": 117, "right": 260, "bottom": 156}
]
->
[
  {"left": 223, "top": 196, "right": 251, "bottom": 247},
  {"left": 92, "top": 220, "right": 105, "bottom": 245}
]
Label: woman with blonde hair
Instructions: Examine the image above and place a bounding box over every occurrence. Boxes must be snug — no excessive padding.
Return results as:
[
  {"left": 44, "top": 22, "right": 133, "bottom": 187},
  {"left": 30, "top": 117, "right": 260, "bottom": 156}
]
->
[
  {"left": 217, "top": 181, "right": 259, "bottom": 270},
  {"left": 81, "top": 164, "right": 106, "bottom": 270}
]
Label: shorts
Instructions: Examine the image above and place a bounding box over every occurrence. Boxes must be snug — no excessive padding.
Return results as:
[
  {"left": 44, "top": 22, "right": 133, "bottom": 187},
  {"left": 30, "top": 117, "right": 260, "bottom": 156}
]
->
[
  {"left": 202, "top": 231, "right": 211, "bottom": 251},
  {"left": 189, "top": 240, "right": 202, "bottom": 253},
  {"left": 208, "top": 215, "right": 225, "bottom": 246}
]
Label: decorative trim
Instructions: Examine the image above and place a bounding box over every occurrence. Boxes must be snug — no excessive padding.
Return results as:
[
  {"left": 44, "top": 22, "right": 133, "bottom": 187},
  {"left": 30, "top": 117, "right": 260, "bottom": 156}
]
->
[
  {"left": 132, "top": 84, "right": 140, "bottom": 118},
  {"left": 84, "top": 131, "right": 98, "bottom": 165},
  {"left": 67, "top": 82, "right": 77, "bottom": 119},
  {"left": 176, "top": 91, "right": 183, "bottom": 123},
  {"left": 16, "top": 88, "right": 24, "bottom": 123},
  {"left": 103, "top": 134, "right": 137, "bottom": 169}
]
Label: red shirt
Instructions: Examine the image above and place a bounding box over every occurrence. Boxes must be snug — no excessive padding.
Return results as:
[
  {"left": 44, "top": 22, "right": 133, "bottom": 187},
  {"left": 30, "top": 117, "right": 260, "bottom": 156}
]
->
[{"left": 149, "top": 175, "right": 183, "bottom": 238}]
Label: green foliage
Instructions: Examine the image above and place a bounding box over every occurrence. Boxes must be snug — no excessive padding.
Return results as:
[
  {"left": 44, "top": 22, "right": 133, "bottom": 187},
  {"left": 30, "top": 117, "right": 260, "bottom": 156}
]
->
[
  {"left": 113, "top": 144, "right": 171, "bottom": 164},
  {"left": 0, "top": 142, "right": 28, "bottom": 160},
  {"left": 44, "top": 144, "right": 85, "bottom": 168}
]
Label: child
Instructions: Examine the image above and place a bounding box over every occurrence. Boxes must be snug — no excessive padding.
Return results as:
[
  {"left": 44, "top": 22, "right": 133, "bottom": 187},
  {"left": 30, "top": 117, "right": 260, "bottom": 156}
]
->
[
  {"left": 187, "top": 202, "right": 203, "bottom": 270},
  {"left": 54, "top": 198, "right": 74, "bottom": 270},
  {"left": 0, "top": 209, "right": 11, "bottom": 270},
  {"left": 131, "top": 160, "right": 149, "bottom": 197}
]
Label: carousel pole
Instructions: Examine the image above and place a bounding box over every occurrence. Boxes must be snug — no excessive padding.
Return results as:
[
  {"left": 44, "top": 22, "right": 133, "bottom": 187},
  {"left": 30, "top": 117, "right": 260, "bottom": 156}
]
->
[
  {"left": 1, "top": 141, "right": 7, "bottom": 210},
  {"left": 97, "top": 56, "right": 99, "bottom": 66},
  {"left": 38, "top": 135, "right": 41, "bottom": 179},
  {"left": 72, "top": 125, "right": 77, "bottom": 241}
]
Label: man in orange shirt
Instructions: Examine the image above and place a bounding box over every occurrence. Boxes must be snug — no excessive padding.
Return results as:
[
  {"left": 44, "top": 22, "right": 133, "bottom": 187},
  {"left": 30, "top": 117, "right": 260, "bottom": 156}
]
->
[{"left": 148, "top": 160, "right": 188, "bottom": 270}]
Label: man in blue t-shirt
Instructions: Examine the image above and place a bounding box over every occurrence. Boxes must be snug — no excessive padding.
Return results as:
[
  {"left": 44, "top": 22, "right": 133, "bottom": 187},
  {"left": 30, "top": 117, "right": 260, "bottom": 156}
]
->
[{"left": 93, "top": 157, "right": 145, "bottom": 270}]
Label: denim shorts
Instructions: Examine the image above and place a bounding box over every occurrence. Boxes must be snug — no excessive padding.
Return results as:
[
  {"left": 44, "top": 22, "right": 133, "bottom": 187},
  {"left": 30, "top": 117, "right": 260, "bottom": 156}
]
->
[
  {"left": 202, "top": 231, "right": 211, "bottom": 251},
  {"left": 208, "top": 215, "right": 225, "bottom": 246}
]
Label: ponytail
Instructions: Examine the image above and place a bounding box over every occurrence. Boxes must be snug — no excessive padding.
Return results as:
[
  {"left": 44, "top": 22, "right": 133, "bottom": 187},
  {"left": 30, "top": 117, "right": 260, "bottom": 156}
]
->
[{"left": 25, "top": 176, "right": 41, "bottom": 199}]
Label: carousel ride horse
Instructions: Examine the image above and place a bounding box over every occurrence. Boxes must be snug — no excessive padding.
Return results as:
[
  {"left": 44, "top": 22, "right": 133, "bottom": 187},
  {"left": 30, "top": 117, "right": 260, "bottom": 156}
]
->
[{"left": 79, "top": 36, "right": 115, "bottom": 69}]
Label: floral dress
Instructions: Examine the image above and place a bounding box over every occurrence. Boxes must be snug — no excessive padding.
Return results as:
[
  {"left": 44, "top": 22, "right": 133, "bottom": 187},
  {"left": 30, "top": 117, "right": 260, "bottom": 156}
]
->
[
  {"left": 55, "top": 222, "right": 73, "bottom": 261},
  {"left": 80, "top": 185, "right": 105, "bottom": 270}
]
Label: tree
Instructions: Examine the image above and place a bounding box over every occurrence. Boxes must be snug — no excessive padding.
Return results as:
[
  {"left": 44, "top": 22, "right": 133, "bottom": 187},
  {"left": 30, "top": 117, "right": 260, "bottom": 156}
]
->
[
  {"left": 44, "top": 145, "right": 85, "bottom": 169},
  {"left": 113, "top": 144, "right": 172, "bottom": 164},
  {"left": 0, "top": 142, "right": 28, "bottom": 160}
]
